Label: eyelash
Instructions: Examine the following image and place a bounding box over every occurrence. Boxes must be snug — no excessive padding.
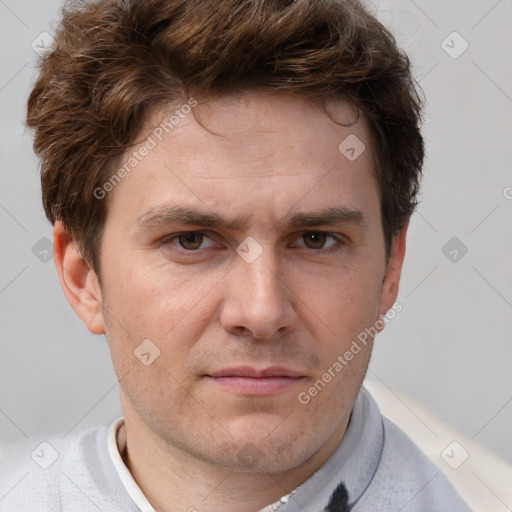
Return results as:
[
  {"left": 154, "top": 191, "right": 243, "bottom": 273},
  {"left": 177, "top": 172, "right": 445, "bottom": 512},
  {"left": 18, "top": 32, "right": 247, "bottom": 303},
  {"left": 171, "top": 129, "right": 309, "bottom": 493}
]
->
[{"left": 160, "top": 231, "right": 346, "bottom": 255}]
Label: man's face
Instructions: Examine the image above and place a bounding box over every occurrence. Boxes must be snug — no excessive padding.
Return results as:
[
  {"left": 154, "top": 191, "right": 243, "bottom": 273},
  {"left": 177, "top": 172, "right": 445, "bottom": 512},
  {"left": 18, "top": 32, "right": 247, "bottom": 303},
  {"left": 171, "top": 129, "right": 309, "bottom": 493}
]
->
[{"left": 95, "top": 92, "right": 401, "bottom": 473}]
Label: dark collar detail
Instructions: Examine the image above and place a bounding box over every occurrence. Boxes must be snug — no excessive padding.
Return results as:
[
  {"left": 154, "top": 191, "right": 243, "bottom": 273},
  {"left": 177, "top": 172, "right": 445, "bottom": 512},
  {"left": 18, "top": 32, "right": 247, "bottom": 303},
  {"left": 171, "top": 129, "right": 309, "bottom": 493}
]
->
[{"left": 324, "top": 482, "right": 351, "bottom": 512}]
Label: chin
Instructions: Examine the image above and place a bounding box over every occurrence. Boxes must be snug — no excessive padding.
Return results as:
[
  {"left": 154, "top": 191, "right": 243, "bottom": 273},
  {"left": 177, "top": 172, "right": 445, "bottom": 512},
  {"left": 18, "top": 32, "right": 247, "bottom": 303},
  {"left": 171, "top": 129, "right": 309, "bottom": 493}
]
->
[{"left": 212, "top": 429, "right": 317, "bottom": 474}]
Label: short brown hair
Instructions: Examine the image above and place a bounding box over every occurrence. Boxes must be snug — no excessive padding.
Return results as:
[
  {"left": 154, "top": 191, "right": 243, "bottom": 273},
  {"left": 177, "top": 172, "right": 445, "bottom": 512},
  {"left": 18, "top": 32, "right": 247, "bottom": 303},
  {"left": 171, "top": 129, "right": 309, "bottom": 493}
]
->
[{"left": 27, "top": 0, "right": 424, "bottom": 276}]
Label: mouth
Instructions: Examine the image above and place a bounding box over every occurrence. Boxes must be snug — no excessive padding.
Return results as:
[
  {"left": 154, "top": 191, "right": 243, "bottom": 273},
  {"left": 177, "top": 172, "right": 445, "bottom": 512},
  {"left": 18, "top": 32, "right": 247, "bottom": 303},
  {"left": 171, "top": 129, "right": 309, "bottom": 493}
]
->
[{"left": 204, "top": 366, "right": 306, "bottom": 396}]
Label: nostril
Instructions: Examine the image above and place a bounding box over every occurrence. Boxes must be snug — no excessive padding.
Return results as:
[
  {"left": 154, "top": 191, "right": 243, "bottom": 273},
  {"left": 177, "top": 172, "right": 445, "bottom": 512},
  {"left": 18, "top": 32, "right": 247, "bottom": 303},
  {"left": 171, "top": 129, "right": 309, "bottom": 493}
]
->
[{"left": 230, "top": 325, "right": 253, "bottom": 337}]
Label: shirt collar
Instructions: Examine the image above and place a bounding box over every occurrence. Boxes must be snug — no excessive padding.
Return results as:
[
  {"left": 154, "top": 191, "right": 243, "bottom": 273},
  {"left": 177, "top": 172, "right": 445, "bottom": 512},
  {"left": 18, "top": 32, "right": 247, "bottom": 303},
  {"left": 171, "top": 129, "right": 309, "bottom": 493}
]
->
[{"left": 108, "top": 417, "right": 157, "bottom": 512}]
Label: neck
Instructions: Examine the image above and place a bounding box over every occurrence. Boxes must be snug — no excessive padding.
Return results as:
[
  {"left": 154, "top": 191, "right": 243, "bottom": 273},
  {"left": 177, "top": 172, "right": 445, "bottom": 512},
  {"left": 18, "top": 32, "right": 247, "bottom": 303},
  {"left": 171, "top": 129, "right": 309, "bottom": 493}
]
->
[{"left": 119, "top": 414, "right": 349, "bottom": 512}]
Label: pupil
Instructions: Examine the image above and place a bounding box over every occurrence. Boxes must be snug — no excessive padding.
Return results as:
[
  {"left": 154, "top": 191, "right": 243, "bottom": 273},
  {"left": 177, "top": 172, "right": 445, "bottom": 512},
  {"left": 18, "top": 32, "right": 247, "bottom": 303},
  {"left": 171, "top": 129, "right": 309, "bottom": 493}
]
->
[
  {"left": 305, "top": 232, "right": 326, "bottom": 249},
  {"left": 179, "top": 232, "right": 202, "bottom": 250}
]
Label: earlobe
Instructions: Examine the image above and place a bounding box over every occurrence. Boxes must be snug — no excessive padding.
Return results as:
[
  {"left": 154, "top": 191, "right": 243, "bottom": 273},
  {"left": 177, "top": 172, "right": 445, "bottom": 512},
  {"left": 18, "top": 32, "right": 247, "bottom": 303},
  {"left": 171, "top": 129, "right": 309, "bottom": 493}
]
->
[
  {"left": 53, "top": 221, "right": 106, "bottom": 335},
  {"left": 377, "top": 222, "right": 408, "bottom": 328}
]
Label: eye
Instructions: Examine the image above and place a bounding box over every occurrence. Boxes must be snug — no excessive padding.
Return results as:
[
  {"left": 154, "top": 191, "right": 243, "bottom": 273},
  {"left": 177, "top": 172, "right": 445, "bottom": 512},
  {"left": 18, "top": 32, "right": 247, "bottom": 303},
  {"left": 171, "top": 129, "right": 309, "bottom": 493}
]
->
[
  {"left": 294, "top": 231, "right": 340, "bottom": 250},
  {"left": 163, "top": 231, "right": 218, "bottom": 251}
]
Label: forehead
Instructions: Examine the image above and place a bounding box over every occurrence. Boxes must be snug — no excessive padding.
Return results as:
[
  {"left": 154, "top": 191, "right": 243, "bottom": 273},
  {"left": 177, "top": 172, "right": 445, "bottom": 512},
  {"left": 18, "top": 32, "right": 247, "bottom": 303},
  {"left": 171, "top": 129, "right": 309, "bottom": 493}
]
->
[
  {"left": 105, "top": 91, "right": 379, "bottom": 227},
  {"left": 135, "top": 92, "right": 374, "bottom": 170}
]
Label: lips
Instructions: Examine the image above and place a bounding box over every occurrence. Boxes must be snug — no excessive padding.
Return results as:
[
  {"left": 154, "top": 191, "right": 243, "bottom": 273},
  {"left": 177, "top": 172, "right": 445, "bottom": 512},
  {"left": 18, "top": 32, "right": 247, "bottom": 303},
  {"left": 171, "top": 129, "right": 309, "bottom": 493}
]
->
[
  {"left": 205, "top": 366, "right": 305, "bottom": 396},
  {"left": 206, "top": 366, "right": 304, "bottom": 378}
]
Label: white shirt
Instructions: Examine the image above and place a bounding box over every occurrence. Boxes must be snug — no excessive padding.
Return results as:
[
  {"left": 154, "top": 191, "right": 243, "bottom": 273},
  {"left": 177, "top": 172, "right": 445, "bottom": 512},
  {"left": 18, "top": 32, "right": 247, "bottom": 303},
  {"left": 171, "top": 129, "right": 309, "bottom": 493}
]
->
[{"left": 0, "top": 388, "right": 470, "bottom": 511}]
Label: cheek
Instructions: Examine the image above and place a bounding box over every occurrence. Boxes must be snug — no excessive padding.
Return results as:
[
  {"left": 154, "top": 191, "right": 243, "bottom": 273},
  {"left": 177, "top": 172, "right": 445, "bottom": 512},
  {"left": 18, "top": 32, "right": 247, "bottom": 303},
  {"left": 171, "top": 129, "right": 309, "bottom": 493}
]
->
[
  {"left": 291, "top": 263, "right": 383, "bottom": 340},
  {"left": 104, "top": 256, "right": 220, "bottom": 334},
  {"left": 100, "top": 258, "right": 226, "bottom": 391}
]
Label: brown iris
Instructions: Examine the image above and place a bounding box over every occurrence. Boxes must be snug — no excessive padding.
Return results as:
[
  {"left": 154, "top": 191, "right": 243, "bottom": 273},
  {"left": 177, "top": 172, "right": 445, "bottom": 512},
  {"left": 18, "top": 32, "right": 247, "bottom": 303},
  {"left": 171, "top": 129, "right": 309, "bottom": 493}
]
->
[
  {"left": 302, "top": 232, "right": 328, "bottom": 249},
  {"left": 178, "top": 232, "right": 204, "bottom": 250}
]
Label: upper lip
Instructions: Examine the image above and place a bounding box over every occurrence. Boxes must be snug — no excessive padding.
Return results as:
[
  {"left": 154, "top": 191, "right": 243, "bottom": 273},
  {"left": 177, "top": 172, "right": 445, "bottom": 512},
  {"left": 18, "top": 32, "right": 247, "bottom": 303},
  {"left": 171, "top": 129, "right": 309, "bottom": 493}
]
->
[{"left": 206, "top": 366, "right": 304, "bottom": 378}]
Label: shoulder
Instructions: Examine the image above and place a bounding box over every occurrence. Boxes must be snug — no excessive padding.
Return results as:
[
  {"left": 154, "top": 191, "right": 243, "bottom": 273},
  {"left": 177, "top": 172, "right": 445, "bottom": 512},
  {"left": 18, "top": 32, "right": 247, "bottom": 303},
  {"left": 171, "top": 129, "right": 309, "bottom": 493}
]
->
[
  {"left": 0, "top": 424, "right": 134, "bottom": 512},
  {"left": 354, "top": 416, "right": 471, "bottom": 512}
]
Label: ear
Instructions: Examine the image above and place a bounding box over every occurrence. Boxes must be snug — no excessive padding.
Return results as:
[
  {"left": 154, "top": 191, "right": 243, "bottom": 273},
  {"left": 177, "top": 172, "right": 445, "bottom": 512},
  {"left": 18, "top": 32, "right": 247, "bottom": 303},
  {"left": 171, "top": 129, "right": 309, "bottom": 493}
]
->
[
  {"left": 53, "top": 221, "right": 105, "bottom": 335},
  {"left": 377, "top": 221, "right": 408, "bottom": 326}
]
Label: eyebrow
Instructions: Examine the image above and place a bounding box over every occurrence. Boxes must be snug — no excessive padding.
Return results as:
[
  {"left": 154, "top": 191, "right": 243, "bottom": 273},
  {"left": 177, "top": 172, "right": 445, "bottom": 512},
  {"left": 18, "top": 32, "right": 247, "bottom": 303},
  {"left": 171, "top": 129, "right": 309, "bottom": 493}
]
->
[{"left": 134, "top": 204, "right": 367, "bottom": 232}]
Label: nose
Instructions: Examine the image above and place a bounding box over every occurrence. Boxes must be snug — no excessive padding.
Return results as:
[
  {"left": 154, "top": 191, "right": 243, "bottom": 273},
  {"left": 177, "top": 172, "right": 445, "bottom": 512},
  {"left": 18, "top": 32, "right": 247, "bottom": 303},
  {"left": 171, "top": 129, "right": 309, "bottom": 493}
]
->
[{"left": 219, "top": 248, "right": 298, "bottom": 340}]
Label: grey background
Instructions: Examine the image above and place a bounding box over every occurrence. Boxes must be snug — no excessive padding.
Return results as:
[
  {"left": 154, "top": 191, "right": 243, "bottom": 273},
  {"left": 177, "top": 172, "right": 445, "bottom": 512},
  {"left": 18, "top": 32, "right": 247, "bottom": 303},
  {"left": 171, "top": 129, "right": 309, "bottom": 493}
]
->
[{"left": 1, "top": 0, "right": 511, "bottom": 483}]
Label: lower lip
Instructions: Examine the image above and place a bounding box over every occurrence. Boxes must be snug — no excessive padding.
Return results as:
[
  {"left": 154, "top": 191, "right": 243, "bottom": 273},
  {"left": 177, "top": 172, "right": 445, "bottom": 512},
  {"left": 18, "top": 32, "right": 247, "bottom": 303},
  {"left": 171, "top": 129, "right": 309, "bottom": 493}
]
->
[{"left": 206, "top": 376, "right": 304, "bottom": 396}]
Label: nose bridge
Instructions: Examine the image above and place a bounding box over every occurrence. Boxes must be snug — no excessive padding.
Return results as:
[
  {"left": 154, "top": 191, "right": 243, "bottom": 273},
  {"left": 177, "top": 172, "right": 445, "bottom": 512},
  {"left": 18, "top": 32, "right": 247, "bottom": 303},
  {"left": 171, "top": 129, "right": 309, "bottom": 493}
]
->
[
  {"left": 222, "top": 241, "right": 295, "bottom": 338},
  {"left": 242, "top": 250, "right": 282, "bottom": 304}
]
